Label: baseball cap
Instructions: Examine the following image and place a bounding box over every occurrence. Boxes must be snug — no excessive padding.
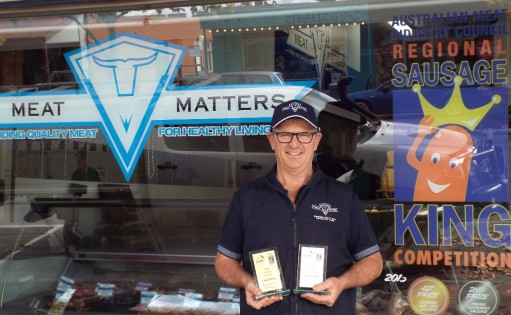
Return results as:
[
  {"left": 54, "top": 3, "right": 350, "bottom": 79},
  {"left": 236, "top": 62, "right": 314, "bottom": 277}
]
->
[{"left": 270, "top": 99, "right": 319, "bottom": 131}]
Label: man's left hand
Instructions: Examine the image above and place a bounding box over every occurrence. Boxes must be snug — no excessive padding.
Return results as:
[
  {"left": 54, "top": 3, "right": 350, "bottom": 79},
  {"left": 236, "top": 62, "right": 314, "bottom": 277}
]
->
[{"left": 300, "top": 277, "right": 344, "bottom": 307}]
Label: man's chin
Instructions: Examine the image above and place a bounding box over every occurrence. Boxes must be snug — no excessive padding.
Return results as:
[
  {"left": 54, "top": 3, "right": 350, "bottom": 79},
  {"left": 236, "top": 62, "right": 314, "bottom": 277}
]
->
[{"left": 281, "top": 160, "right": 307, "bottom": 170}]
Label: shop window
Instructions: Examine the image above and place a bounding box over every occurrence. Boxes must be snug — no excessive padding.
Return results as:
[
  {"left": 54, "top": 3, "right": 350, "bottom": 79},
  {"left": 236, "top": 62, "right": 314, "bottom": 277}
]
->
[{"left": 0, "top": 1, "right": 508, "bottom": 314}]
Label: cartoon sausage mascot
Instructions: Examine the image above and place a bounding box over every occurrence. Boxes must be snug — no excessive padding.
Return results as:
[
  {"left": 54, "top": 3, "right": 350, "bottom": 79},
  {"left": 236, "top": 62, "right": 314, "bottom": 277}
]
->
[{"left": 407, "top": 115, "right": 474, "bottom": 202}]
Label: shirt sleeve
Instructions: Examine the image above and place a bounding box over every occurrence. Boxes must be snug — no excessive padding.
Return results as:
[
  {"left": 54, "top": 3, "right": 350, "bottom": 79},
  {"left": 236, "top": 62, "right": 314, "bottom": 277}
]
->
[
  {"left": 348, "top": 190, "right": 380, "bottom": 261},
  {"left": 217, "top": 191, "right": 244, "bottom": 261}
]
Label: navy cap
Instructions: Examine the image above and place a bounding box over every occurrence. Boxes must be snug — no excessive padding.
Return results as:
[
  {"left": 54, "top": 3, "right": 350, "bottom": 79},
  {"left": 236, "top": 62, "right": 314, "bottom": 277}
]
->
[{"left": 270, "top": 99, "right": 319, "bottom": 131}]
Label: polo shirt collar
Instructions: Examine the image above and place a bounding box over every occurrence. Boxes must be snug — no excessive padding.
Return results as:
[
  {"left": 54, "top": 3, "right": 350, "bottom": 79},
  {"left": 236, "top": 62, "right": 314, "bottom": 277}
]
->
[{"left": 262, "top": 163, "right": 324, "bottom": 192}]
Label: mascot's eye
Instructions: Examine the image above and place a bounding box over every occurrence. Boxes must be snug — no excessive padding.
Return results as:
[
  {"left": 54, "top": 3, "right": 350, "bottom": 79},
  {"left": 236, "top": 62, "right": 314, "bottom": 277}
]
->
[
  {"left": 431, "top": 153, "right": 440, "bottom": 164},
  {"left": 449, "top": 157, "right": 460, "bottom": 169}
]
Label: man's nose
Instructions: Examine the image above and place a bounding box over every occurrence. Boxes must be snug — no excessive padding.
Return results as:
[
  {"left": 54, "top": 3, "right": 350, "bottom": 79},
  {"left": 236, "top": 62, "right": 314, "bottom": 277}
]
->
[{"left": 288, "top": 134, "right": 301, "bottom": 146}]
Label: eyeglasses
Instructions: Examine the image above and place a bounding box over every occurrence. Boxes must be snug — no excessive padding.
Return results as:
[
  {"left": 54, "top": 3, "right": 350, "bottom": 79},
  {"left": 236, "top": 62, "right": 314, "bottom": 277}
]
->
[{"left": 273, "top": 131, "right": 318, "bottom": 143}]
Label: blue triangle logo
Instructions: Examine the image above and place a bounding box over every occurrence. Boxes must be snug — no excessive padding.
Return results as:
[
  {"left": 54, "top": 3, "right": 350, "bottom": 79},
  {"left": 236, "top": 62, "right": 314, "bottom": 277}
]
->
[{"left": 66, "top": 33, "right": 186, "bottom": 181}]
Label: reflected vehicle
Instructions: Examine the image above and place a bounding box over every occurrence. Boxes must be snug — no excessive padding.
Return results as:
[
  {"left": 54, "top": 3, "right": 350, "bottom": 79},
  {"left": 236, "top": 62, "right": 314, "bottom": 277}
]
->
[
  {"left": 160, "top": 85, "right": 379, "bottom": 189},
  {"left": 348, "top": 81, "right": 394, "bottom": 117},
  {"left": 347, "top": 78, "right": 501, "bottom": 119},
  {"left": 180, "top": 73, "right": 215, "bottom": 85},
  {"left": 193, "top": 71, "right": 286, "bottom": 85},
  {"left": 15, "top": 83, "right": 378, "bottom": 260}
]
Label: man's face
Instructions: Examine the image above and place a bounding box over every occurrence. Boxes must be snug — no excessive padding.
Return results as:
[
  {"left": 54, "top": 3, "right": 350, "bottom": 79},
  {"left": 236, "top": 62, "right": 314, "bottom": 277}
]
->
[{"left": 267, "top": 118, "right": 322, "bottom": 174}]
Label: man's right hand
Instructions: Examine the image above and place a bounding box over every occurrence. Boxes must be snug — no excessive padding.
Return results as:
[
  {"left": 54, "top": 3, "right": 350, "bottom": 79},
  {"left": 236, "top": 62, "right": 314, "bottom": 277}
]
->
[
  {"left": 215, "top": 253, "right": 283, "bottom": 310},
  {"left": 245, "top": 280, "right": 283, "bottom": 309}
]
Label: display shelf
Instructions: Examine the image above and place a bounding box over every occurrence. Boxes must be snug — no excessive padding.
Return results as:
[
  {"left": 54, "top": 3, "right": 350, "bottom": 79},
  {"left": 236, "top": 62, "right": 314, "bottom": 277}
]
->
[{"left": 5, "top": 259, "right": 239, "bottom": 315}]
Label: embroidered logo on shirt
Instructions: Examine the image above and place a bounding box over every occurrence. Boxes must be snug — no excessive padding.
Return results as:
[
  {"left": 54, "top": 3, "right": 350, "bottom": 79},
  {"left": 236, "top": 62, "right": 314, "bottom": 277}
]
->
[{"left": 312, "top": 203, "right": 338, "bottom": 222}]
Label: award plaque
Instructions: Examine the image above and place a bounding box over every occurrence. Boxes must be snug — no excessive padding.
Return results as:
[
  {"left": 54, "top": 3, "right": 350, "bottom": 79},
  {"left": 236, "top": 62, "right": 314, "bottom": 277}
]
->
[
  {"left": 249, "top": 248, "right": 290, "bottom": 300},
  {"left": 293, "top": 245, "right": 329, "bottom": 295}
]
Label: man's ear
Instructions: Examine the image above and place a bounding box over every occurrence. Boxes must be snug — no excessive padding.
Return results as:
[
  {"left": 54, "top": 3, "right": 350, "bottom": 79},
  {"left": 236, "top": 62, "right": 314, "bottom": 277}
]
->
[
  {"left": 267, "top": 133, "right": 276, "bottom": 151},
  {"left": 314, "top": 132, "right": 323, "bottom": 151}
]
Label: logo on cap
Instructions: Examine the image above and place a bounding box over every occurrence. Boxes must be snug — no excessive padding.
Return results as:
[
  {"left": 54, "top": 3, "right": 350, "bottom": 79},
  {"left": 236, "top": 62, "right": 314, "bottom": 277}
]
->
[
  {"left": 270, "top": 99, "right": 319, "bottom": 130},
  {"left": 284, "top": 102, "right": 307, "bottom": 113}
]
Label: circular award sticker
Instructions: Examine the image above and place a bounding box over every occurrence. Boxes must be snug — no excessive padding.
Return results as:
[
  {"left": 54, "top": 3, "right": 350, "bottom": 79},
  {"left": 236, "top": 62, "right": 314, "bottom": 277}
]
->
[
  {"left": 458, "top": 280, "right": 499, "bottom": 315},
  {"left": 407, "top": 276, "right": 449, "bottom": 315}
]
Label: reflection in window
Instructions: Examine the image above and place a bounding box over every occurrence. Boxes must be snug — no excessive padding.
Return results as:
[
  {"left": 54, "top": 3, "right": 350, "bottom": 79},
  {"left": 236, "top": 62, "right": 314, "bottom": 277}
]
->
[
  {"left": 239, "top": 134, "right": 272, "bottom": 153},
  {"left": 11, "top": 130, "right": 114, "bottom": 182},
  {"left": 163, "top": 125, "right": 230, "bottom": 152}
]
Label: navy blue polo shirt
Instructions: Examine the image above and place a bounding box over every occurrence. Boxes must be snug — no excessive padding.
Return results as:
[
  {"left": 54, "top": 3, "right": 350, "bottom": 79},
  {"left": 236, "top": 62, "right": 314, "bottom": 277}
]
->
[{"left": 217, "top": 166, "right": 380, "bottom": 315}]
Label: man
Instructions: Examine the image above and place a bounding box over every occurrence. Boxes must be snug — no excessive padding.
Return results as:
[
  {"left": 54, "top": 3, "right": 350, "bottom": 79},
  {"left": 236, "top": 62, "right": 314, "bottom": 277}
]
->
[
  {"left": 71, "top": 149, "right": 101, "bottom": 181},
  {"left": 215, "top": 99, "right": 383, "bottom": 314}
]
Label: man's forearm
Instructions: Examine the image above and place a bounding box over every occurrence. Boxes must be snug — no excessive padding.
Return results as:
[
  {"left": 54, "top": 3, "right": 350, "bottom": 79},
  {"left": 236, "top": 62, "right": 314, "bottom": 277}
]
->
[
  {"left": 337, "top": 251, "right": 383, "bottom": 289},
  {"left": 215, "top": 252, "right": 253, "bottom": 289}
]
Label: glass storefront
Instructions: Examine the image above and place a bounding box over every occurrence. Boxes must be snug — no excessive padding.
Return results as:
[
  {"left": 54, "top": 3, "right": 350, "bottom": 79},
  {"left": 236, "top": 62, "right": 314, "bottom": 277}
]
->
[{"left": 0, "top": 0, "right": 509, "bottom": 313}]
